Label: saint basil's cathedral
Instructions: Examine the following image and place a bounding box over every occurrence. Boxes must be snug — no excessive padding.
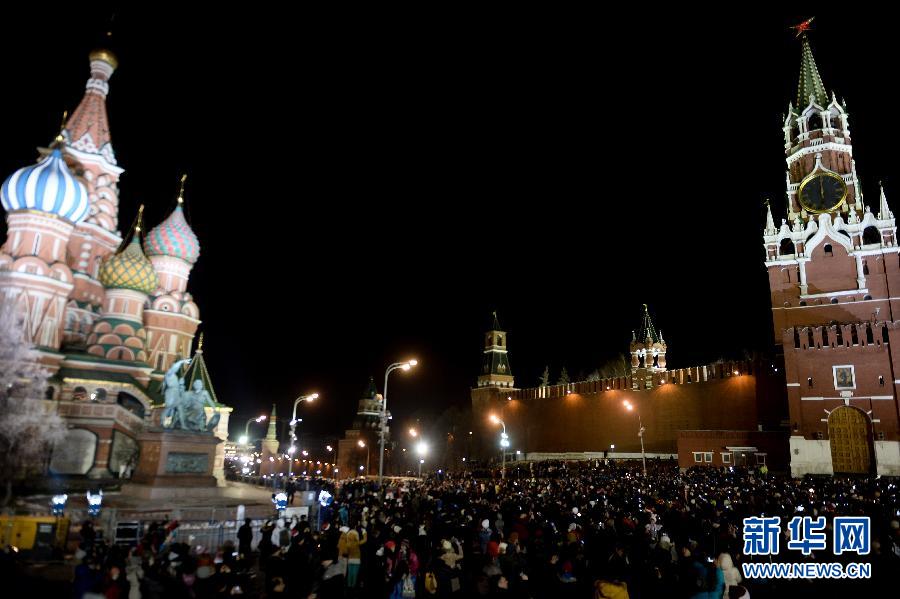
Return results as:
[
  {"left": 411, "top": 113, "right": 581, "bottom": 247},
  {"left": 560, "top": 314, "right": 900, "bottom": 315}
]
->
[{"left": 0, "top": 48, "right": 230, "bottom": 480}]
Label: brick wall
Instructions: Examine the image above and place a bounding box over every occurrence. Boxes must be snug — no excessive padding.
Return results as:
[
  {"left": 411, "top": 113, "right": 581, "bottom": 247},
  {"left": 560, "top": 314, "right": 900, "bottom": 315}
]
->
[{"left": 471, "top": 360, "right": 787, "bottom": 460}]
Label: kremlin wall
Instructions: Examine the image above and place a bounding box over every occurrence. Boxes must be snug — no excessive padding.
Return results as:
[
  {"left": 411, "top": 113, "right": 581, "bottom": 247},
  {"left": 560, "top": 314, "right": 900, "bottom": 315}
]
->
[{"left": 470, "top": 314, "right": 790, "bottom": 471}]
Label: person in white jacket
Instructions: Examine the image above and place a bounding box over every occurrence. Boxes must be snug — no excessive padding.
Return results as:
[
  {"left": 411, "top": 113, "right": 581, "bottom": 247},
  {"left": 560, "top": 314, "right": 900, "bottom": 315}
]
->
[{"left": 716, "top": 552, "right": 742, "bottom": 596}]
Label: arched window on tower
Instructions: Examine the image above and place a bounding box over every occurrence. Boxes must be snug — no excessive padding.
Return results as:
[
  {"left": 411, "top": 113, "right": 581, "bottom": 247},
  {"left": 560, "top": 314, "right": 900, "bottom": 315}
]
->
[
  {"left": 807, "top": 113, "right": 824, "bottom": 131},
  {"left": 863, "top": 261, "right": 870, "bottom": 275},
  {"left": 835, "top": 324, "right": 844, "bottom": 346},
  {"left": 824, "top": 244, "right": 834, "bottom": 257},
  {"left": 883, "top": 326, "right": 890, "bottom": 344},
  {"left": 851, "top": 325, "right": 859, "bottom": 346},
  {"left": 863, "top": 226, "right": 881, "bottom": 245},
  {"left": 866, "top": 324, "right": 874, "bottom": 345},
  {"left": 822, "top": 327, "right": 829, "bottom": 346},
  {"left": 807, "top": 328, "right": 815, "bottom": 348},
  {"left": 779, "top": 238, "right": 796, "bottom": 256},
  {"left": 793, "top": 329, "right": 801, "bottom": 348}
]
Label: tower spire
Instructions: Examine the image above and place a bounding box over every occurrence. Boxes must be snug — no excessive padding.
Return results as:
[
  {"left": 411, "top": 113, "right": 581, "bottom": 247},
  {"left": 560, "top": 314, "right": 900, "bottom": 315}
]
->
[
  {"left": 764, "top": 199, "right": 777, "bottom": 235},
  {"left": 177, "top": 174, "right": 187, "bottom": 205},
  {"left": 878, "top": 182, "right": 894, "bottom": 220},
  {"left": 795, "top": 21, "right": 828, "bottom": 109},
  {"left": 630, "top": 304, "right": 667, "bottom": 375},
  {"left": 63, "top": 49, "right": 118, "bottom": 165},
  {"left": 265, "top": 403, "right": 278, "bottom": 440},
  {"left": 476, "top": 312, "right": 514, "bottom": 388},
  {"left": 638, "top": 304, "right": 660, "bottom": 344}
]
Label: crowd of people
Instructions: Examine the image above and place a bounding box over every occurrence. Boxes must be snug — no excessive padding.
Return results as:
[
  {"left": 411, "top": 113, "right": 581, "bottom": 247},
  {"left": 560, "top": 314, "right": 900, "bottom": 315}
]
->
[{"left": 65, "top": 460, "right": 899, "bottom": 598}]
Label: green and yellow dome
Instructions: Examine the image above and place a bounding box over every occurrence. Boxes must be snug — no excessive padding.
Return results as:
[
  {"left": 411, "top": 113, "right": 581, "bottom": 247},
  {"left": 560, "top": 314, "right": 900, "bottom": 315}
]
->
[{"left": 99, "top": 238, "right": 159, "bottom": 294}]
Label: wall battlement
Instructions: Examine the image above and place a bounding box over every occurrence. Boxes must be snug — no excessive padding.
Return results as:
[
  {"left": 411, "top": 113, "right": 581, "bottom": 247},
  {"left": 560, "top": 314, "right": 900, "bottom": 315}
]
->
[
  {"left": 783, "top": 321, "right": 892, "bottom": 351},
  {"left": 508, "top": 360, "right": 756, "bottom": 400}
]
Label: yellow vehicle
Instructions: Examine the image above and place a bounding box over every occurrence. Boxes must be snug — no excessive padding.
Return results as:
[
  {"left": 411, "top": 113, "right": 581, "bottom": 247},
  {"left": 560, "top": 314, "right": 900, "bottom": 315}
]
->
[{"left": 0, "top": 515, "right": 70, "bottom": 558}]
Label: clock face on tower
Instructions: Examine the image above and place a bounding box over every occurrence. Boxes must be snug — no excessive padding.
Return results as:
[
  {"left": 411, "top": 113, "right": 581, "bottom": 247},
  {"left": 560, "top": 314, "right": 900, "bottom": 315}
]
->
[{"left": 798, "top": 172, "right": 848, "bottom": 213}]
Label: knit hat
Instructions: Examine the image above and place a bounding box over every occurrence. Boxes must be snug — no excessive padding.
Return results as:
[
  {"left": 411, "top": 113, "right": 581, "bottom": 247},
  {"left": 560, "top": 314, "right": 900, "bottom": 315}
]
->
[{"left": 481, "top": 519, "right": 490, "bottom": 529}]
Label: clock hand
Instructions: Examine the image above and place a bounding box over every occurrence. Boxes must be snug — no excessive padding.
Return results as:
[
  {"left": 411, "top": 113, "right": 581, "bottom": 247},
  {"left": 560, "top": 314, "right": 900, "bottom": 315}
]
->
[{"left": 819, "top": 178, "right": 825, "bottom": 204}]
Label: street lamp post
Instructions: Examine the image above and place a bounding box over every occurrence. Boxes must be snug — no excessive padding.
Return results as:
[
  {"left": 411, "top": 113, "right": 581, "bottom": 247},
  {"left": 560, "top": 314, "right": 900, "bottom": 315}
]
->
[
  {"left": 623, "top": 400, "right": 647, "bottom": 476},
  {"left": 289, "top": 392, "right": 319, "bottom": 447},
  {"left": 240, "top": 415, "right": 267, "bottom": 446},
  {"left": 416, "top": 441, "right": 428, "bottom": 478},
  {"left": 285, "top": 445, "right": 295, "bottom": 480},
  {"left": 377, "top": 359, "right": 418, "bottom": 487},
  {"left": 358, "top": 440, "right": 370, "bottom": 476},
  {"left": 489, "top": 415, "right": 510, "bottom": 479}
]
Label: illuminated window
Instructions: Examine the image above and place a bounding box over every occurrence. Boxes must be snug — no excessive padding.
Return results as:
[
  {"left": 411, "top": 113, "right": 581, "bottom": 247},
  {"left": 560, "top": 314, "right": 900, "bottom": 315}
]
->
[
  {"left": 721, "top": 453, "right": 732, "bottom": 464},
  {"left": 693, "top": 452, "right": 703, "bottom": 463},
  {"left": 703, "top": 452, "right": 713, "bottom": 463}
]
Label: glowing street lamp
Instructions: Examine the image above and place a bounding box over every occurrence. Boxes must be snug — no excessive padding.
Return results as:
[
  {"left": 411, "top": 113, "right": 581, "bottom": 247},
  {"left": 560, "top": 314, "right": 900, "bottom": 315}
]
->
[
  {"left": 623, "top": 400, "right": 647, "bottom": 476},
  {"left": 241, "top": 414, "right": 267, "bottom": 446},
  {"left": 416, "top": 441, "right": 428, "bottom": 478},
  {"left": 409, "top": 427, "right": 418, "bottom": 437},
  {"left": 489, "top": 414, "right": 510, "bottom": 479},
  {"left": 378, "top": 359, "right": 418, "bottom": 486}
]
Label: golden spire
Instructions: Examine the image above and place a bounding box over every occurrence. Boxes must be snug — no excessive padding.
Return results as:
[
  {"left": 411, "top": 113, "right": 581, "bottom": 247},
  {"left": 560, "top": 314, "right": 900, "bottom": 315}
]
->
[
  {"left": 196, "top": 331, "right": 204, "bottom": 354},
  {"left": 134, "top": 204, "right": 145, "bottom": 234},
  {"left": 54, "top": 110, "right": 68, "bottom": 145},
  {"left": 177, "top": 174, "right": 187, "bottom": 204}
]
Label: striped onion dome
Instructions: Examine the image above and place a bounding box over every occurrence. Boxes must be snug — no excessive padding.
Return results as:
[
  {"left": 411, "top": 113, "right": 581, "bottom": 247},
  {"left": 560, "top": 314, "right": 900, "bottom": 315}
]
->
[
  {"left": 99, "top": 238, "right": 159, "bottom": 294},
  {"left": 144, "top": 205, "right": 200, "bottom": 264},
  {"left": 0, "top": 147, "right": 90, "bottom": 223}
]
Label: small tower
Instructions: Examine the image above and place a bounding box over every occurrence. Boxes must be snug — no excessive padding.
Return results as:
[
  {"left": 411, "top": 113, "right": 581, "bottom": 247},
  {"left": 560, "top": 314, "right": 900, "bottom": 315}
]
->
[
  {"left": 630, "top": 305, "right": 667, "bottom": 390},
  {"left": 61, "top": 49, "right": 126, "bottom": 349},
  {"left": 143, "top": 175, "right": 202, "bottom": 372},
  {"left": 477, "top": 312, "right": 515, "bottom": 388},
  {"left": 337, "top": 377, "right": 388, "bottom": 477},
  {"left": 260, "top": 403, "right": 280, "bottom": 475}
]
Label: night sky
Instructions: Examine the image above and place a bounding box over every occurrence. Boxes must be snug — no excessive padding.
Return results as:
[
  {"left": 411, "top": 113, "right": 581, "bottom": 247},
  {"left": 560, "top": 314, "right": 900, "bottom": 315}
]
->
[{"left": 1, "top": 9, "right": 897, "bottom": 441}]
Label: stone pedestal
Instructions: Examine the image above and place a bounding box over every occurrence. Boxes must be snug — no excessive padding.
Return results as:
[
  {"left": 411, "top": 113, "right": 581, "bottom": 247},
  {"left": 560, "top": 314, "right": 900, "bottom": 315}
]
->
[{"left": 123, "top": 427, "right": 221, "bottom": 499}]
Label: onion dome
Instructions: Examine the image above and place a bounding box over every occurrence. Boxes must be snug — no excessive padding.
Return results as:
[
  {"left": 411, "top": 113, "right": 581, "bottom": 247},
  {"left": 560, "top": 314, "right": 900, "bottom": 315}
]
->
[
  {"left": 1, "top": 147, "right": 89, "bottom": 223},
  {"left": 99, "top": 238, "right": 159, "bottom": 294},
  {"left": 144, "top": 205, "right": 200, "bottom": 264}
]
